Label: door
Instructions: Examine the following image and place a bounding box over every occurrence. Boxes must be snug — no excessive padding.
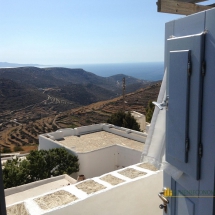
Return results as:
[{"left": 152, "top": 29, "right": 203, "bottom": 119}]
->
[{"left": 162, "top": 32, "right": 205, "bottom": 215}]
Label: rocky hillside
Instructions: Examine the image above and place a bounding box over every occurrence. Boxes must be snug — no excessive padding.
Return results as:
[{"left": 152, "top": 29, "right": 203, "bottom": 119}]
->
[
  {"left": 0, "top": 79, "right": 47, "bottom": 112},
  {"left": 0, "top": 67, "right": 149, "bottom": 93},
  {"left": 0, "top": 82, "right": 161, "bottom": 153}
]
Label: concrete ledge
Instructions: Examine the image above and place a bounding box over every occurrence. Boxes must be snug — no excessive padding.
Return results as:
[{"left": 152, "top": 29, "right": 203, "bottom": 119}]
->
[
  {"left": 74, "top": 124, "right": 103, "bottom": 135},
  {"left": 5, "top": 174, "right": 76, "bottom": 197},
  {"left": 6, "top": 164, "right": 163, "bottom": 215},
  {"left": 57, "top": 128, "right": 75, "bottom": 137}
]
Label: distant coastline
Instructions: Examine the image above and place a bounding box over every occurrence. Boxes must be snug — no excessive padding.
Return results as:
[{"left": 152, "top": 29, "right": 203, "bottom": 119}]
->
[
  {"left": 0, "top": 62, "right": 164, "bottom": 81},
  {"left": 60, "top": 62, "right": 164, "bottom": 81}
]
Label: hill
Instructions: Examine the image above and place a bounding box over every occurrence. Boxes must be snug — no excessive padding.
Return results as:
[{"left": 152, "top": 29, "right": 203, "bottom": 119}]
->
[
  {"left": 47, "top": 83, "right": 116, "bottom": 106},
  {"left": 0, "top": 79, "right": 47, "bottom": 112},
  {"left": 0, "top": 67, "right": 152, "bottom": 133},
  {"left": 0, "top": 67, "right": 149, "bottom": 93},
  {"left": 0, "top": 82, "right": 161, "bottom": 153}
]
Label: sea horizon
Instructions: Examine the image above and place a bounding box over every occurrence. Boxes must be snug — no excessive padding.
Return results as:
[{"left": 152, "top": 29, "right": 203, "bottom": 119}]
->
[
  {"left": 0, "top": 62, "right": 164, "bottom": 81},
  {"left": 59, "top": 62, "right": 164, "bottom": 81}
]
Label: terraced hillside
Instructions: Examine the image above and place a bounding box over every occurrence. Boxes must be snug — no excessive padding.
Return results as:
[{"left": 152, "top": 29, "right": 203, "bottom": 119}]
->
[{"left": 0, "top": 82, "right": 161, "bottom": 153}]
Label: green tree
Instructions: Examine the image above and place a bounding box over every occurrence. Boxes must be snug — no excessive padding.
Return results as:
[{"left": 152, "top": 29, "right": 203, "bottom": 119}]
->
[
  {"left": 145, "top": 101, "right": 155, "bottom": 123},
  {"left": 3, "top": 158, "right": 30, "bottom": 188},
  {"left": 3, "top": 148, "right": 79, "bottom": 189},
  {"left": 107, "top": 111, "right": 140, "bottom": 131}
]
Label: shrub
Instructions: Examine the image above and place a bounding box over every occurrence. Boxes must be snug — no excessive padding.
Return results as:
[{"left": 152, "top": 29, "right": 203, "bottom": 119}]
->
[
  {"left": 3, "top": 148, "right": 79, "bottom": 189},
  {"left": 107, "top": 111, "right": 140, "bottom": 131},
  {"left": 145, "top": 101, "right": 155, "bottom": 123},
  {"left": 13, "top": 146, "right": 24, "bottom": 152},
  {"left": 2, "top": 148, "right": 12, "bottom": 153}
]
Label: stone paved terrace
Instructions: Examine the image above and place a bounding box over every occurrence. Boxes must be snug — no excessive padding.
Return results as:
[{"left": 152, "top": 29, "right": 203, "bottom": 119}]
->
[{"left": 57, "top": 131, "right": 144, "bottom": 152}]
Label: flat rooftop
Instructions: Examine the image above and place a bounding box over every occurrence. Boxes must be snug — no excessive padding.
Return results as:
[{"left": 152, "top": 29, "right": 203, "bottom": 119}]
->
[
  {"left": 57, "top": 131, "right": 144, "bottom": 153},
  {"left": 5, "top": 174, "right": 76, "bottom": 206}
]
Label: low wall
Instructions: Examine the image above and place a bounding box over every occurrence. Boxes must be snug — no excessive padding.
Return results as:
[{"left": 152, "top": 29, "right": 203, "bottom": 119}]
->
[
  {"left": 75, "top": 124, "right": 103, "bottom": 135},
  {"left": 38, "top": 136, "right": 63, "bottom": 151},
  {"left": 57, "top": 128, "right": 76, "bottom": 137},
  {"left": 6, "top": 164, "right": 163, "bottom": 215},
  {"left": 102, "top": 124, "right": 146, "bottom": 143},
  {"left": 44, "top": 171, "right": 163, "bottom": 215},
  {"left": 5, "top": 175, "right": 76, "bottom": 197},
  {"left": 41, "top": 124, "right": 146, "bottom": 143}
]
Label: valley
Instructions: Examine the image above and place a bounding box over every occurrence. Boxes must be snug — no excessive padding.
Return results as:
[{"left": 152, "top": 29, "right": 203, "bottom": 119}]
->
[{"left": 0, "top": 67, "right": 161, "bottom": 153}]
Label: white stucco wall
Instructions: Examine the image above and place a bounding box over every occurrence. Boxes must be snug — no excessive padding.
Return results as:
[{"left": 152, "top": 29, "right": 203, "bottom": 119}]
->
[
  {"left": 38, "top": 136, "right": 64, "bottom": 151},
  {"left": 57, "top": 128, "right": 76, "bottom": 137},
  {"left": 116, "top": 145, "right": 141, "bottom": 169},
  {"left": 102, "top": 124, "right": 146, "bottom": 143},
  {"left": 5, "top": 175, "right": 76, "bottom": 206},
  {"left": 75, "top": 124, "right": 103, "bottom": 135},
  {"left": 77, "top": 146, "right": 116, "bottom": 178},
  {"left": 42, "top": 171, "right": 163, "bottom": 215},
  {"left": 77, "top": 145, "right": 142, "bottom": 178}
]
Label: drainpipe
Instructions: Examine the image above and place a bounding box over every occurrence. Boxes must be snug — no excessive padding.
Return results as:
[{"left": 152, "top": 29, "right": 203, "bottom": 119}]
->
[{"left": 0, "top": 147, "right": 6, "bottom": 215}]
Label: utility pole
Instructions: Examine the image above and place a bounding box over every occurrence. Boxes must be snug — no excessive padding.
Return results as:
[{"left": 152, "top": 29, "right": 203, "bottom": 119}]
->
[
  {"left": 122, "top": 77, "right": 125, "bottom": 112},
  {"left": 0, "top": 145, "right": 6, "bottom": 215}
]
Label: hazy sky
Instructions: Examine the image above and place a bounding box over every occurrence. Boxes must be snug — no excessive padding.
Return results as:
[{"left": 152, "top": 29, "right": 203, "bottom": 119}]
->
[{"left": 0, "top": 1, "right": 213, "bottom": 65}]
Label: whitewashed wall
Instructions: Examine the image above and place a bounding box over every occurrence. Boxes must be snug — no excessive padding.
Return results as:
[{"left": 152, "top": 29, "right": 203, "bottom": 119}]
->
[
  {"left": 116, "top": 145, "right": 142, "bottom": 169},
  {"left": 77, "top": 145, "right": 142, "bottom": 178},
  {"left": 38, "top": 136, "right": 77, "bottom": 158},
  {"left": 78, "top": 146, "right": 116, "bottom": 178},
  {"left": 102, "top": 124, "right": 146, "bottom": 143},
  {"left": 44, "top": 171, "right": 163, "bottom": 215},
  {"left": 38, "top": 136, "right": 63, "bottom": 151}
]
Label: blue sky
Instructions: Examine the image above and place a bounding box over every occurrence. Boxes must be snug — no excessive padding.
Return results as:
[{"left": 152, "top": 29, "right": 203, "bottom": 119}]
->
[{"left": 0, "top": 0, "right": 213, "bottom": 65}]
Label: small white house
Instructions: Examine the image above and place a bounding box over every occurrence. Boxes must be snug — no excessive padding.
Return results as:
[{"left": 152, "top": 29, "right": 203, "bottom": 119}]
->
[{"left": 39, "top": 123, "right": 147, "bottom": 179}]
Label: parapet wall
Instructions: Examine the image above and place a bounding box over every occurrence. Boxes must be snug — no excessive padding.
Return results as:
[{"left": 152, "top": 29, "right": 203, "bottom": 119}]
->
[
  {"left": 6, "top": 164, "right": 163, "bottom": 215},
  {"left": 40, "top": 123, "right": 147, "bottom": 142},
  {"left": 5, "top": 175, "right": 76, "bottom": 197}
]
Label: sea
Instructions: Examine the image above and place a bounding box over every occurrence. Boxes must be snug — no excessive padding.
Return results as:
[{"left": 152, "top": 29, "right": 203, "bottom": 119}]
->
[
  {"left": 61, "top": 62, "right": 164, "bottom": 81},
  {"left": 0, "top": 62, "right": 164, "bottom": 81}
]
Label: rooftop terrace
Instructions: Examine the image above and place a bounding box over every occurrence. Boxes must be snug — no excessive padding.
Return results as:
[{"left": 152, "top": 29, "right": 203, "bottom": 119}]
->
[
  {"left": 5, "top": 175, "right": 76, "bottom": 206},
  {"left": 6, "top": 163, "right": 162, "bottom": 215},
  {"left": 58, "top": 131, "right": 144, "bottom": 153},
  {"left": 39, "top": 124, "right": 147, "bottom": 179}
]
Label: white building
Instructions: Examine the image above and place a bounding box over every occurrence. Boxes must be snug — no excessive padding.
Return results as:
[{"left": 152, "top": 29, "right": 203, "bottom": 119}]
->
[
  {"left": 5, "top": 120, "right": 164, "bottom": 215},
  {"left": 3, "top": 5, "right": 215, "bottom": 215},
  {"left": 5, "top": 164, "right": 162, "bottom": 215},
  {"left": 39, "top": 123, "right": 147, "bottom": 179}
]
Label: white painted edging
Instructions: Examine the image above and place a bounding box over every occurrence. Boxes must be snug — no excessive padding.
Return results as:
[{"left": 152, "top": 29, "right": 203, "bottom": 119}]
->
[{"left": 7, "top": 163, "right": 162, "bottom": 215}]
